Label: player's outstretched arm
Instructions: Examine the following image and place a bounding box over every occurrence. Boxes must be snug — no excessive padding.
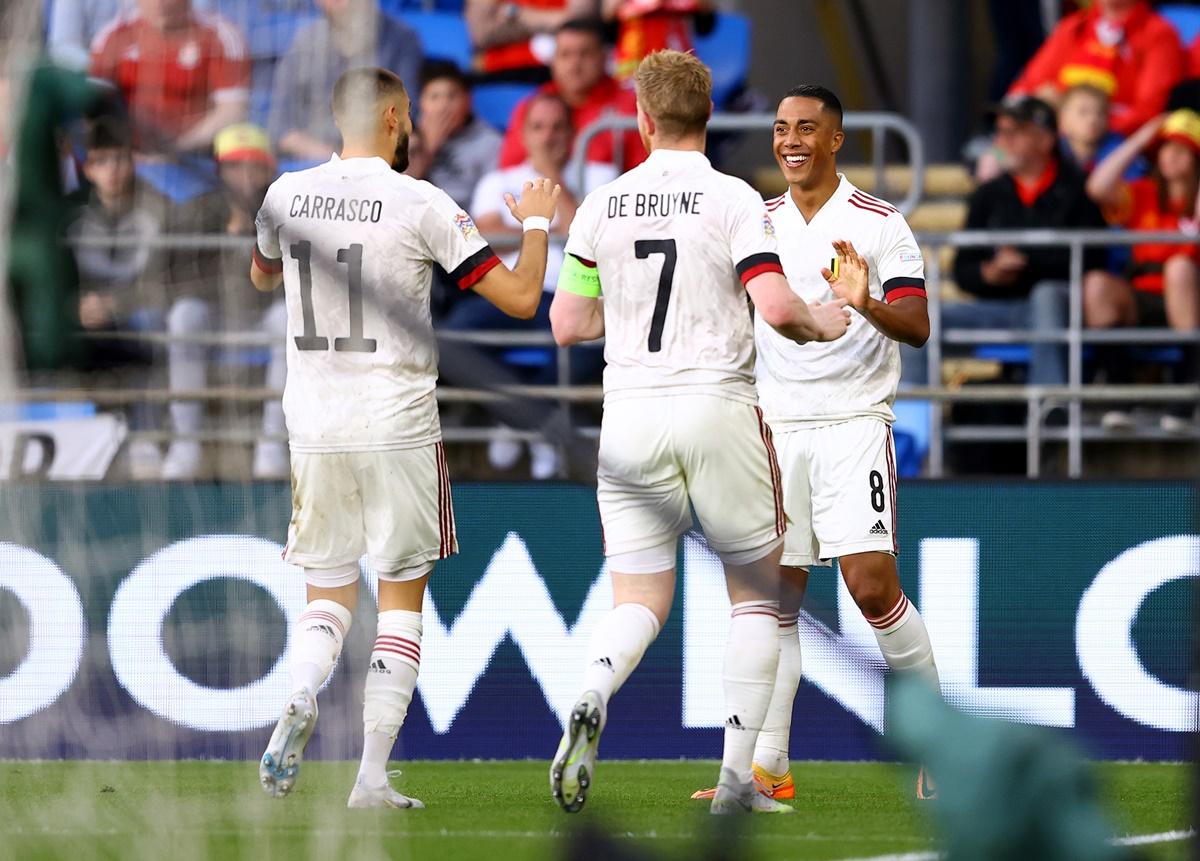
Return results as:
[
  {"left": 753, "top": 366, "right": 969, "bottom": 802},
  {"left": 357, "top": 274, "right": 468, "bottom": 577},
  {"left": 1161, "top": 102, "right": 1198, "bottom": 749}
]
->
[
  {"left": 822, "top": 239, "right": 929, "bottom": 347},
  {"left": 549, "top": 253, "right": 604, "bottom": 345},
  {"left": 746, "top": 271, "right": 851, "bottom": 343},
  {"left": 471, "top": 178, "right": 562, "bottom": 319}
]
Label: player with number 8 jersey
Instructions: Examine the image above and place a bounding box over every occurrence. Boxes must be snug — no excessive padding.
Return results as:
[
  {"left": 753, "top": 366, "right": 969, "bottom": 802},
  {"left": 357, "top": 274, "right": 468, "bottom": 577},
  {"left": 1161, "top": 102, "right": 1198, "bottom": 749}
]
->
[
  {"left": 250, "top": 67, "right": 559, "bottom": 810},
  {"left": 547, "top": 50, "right": 850, "bottom": 817}
]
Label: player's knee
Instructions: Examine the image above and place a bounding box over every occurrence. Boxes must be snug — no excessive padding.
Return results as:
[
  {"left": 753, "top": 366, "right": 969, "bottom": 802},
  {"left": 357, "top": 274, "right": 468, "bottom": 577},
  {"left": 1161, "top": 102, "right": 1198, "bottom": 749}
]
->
[{"left": 842, "top": 561, "right": 899, "bottom": 619}]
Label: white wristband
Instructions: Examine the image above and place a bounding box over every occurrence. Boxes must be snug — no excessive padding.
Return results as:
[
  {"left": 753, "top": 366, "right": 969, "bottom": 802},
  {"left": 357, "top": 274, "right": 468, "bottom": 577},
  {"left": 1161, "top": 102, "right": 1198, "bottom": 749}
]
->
[{"left": 522, "top": 216, "right": 551, "bottom": 234}]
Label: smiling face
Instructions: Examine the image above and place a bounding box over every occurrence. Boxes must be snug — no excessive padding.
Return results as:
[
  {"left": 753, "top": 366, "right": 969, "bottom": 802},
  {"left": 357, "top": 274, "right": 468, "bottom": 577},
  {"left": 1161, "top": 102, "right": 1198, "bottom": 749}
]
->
[{"left": 773, "top": 96, "right": 843, "bottom": 190}]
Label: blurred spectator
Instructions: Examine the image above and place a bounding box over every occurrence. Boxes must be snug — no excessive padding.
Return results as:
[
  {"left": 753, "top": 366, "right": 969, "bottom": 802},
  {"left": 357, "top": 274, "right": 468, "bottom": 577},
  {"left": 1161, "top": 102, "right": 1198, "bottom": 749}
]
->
[
  {"left": 89, "top": 0, "right": 249, "bottom": 154},
  {"left": 498, "top": 18, "right": 646, "bottom": 171},
  {"left": 445, "top": 93, "right": 614, "bottom": 478},
  {"left": 1083, "top": 110, "right": 1200, "bottom": 431},
  {"left": 603, "top": 0, "right": 712, "bottom": 81},
  {"left": 1192, "top": 33, "right": 1200, "bottom": 79},
  {"left": 48, "top": 0, "right": 212, "bottom": 72},
  {"left": 68, "top": 116, "right": 169, "bottom": 477},
  {"left": 1057, "top": 84, "right": 1121, "bottom": 175},
  {"left": 162, "top": 124, "right": 288, "bottom": 479},
  {"left": 466, "top": 0, "right": 599, "bottom": 83},
  {"left": 902, "top": 98, "right": 1108, "bottom": 389},
  {"left": 1007, "top": 0, "right": 1185, "bottom": 137},
  {"left": 405, "top": 61, "right": 503, "bottom": 207},
  {"left": 267, "top": 0, "right": 422, "bottom": 161}
]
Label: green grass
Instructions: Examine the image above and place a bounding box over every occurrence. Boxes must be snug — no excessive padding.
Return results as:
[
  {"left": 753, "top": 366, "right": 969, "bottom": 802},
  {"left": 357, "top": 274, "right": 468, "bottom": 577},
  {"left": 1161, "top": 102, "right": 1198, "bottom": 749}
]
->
[{"left": 0, "top": 760, "right": 1189, "bottom": 861}]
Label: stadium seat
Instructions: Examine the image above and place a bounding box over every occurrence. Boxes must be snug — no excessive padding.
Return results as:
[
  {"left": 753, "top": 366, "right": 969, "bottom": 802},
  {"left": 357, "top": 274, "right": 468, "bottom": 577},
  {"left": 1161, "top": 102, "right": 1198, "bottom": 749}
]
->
[
  {"left": 692, "top": 12, "right": 751, "bottom": 108},
  {"left": 135, "top": 160, "right": 217, "bottom": 204},
  {"left": 0, "top": 400, "right": 96, "bottom": 422},
  {"left": 1159, "top": 4, "right": 1200, "bottom": 45},
  {"left": 399, "top": 10, "right": 474, "bottom": 70},
  {"left": 892, "top": 398, "right": 931, "bottom": 477},
  {"left": 473, "top": 82, "right": 538, "bottom": 133}
]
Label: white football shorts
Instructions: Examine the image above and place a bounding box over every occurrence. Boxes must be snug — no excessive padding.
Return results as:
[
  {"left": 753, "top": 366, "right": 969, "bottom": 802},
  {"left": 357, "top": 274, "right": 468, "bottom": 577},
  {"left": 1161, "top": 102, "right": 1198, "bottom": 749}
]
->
[
  {"left": 284, "top": 443, "right": 456, "bottom": 573},
  {"left": 774, "top": 417, "right": 898, "bottom": 567},
  {"left": 597, "top": 394, "right": 784, "bottom": 562}
]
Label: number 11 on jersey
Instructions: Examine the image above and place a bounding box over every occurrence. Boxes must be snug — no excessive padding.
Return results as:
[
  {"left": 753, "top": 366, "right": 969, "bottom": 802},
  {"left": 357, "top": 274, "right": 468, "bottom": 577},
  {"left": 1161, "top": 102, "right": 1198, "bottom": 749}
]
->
[{"left": 290, "top": 240, "right": 378, "bottom": 354}]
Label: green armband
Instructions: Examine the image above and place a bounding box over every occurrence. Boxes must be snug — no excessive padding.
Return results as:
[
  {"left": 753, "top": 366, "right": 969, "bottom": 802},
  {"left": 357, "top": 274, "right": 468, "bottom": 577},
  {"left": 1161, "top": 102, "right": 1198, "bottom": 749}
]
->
[{"left": 557, "top": 253, "right": 602, "bottom": 298}]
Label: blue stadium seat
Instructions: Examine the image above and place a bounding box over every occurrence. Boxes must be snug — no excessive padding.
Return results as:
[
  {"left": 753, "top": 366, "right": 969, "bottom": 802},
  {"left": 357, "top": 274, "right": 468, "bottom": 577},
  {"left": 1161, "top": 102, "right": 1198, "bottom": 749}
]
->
[
  {"left": 473, "top": 82, "right": 538, "bottom": 133},
  {"left": 399, "top": 10, "right": 474, "bottom": 70},
  {"left": 136, "top": 160, "right": 217, "bottom": 204},
  {"left": 892, "top": 399, "right": 931, "bottom": 477},
  {"left": 692, "top": 12, "right": 751, "bottom": 108},
  {"left": 1159, "top": 4, "right": 1200, "bottom": 45},
  {"left": 972, "top": 344, "right": 1032, "bottom": 364},
  {"left": 0, "top": 400, "right": 96, "bottom": 422}
]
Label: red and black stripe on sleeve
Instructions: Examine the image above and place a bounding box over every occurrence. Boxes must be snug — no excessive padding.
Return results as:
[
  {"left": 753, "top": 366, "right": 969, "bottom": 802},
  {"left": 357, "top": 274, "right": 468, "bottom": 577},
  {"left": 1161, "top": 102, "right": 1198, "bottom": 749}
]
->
[
  {"left": 883, "top": 276, "right": 926, "bottom": 303},
  {"left": 252, "top": 243, "right": 283, "bottom": 275},
  {"left": 449, "top": 245, "right": 502, "bottom": 290},
  {"left": 735, "top": 252, "right": 784, "bottom": 286}
]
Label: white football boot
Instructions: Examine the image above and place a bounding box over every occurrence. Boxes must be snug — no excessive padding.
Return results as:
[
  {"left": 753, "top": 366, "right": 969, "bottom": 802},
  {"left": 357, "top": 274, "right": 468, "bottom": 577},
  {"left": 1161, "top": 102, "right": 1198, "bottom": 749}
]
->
[
  {"left": 259, "top": 688, "right": 317, "bottom": 798},
  {"left": 347, "top": 771, "right": 425, "bottom": 809},
  {"left": 550, "top": 690, "right": 605, "bottom": 813},
  {"left": 710, "top": 768, "right": 794, "bottom": 814}
]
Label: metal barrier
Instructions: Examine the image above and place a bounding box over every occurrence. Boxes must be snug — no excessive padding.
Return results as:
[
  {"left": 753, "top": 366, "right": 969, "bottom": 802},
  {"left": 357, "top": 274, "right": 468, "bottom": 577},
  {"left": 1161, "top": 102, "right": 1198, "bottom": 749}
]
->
[
  {"left": 571, "top": 111, "right": 927, "bottom": 216},
  {"left": 22, "top": 219, "right": 1200, "bottom": 479}
]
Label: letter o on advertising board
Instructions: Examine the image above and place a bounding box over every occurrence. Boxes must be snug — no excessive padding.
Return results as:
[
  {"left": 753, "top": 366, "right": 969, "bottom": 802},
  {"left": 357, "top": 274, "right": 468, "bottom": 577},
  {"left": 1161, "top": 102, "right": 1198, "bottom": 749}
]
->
[
  {"left": 1076, "top": 534, "right": 1200, "bottom": 732},
  {"left": 0, "top": 543, "right": 86, "bottom": 724},
  {"left": 108, "top": 535, "right": 305, "bottom": 732}
]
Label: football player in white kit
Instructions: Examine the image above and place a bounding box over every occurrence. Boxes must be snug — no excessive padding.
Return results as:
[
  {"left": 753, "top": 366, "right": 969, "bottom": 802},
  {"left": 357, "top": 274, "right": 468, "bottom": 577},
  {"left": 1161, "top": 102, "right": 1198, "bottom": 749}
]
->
[
  {"left": 547, "top": 52, "right": 852, "bottom": 815},
  {"left": 693, "top": 85, "right": 940, "bottom": 803},
  {"left": 250, "top": 67, "right": 560, "bottom": 808}
]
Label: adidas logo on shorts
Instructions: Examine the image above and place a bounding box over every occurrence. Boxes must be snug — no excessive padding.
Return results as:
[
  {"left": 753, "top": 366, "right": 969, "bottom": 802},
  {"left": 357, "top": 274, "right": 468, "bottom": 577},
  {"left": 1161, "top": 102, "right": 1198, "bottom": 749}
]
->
[{"left": 869, "top": 520, "right": 889, "bottom": 536}]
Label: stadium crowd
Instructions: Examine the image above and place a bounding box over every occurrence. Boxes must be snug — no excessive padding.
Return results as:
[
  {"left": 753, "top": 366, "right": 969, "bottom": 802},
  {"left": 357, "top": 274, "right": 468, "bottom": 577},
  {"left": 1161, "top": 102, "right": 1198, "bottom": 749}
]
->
[{"left": 10, "top": 0, "right": 1200, "bottom": 479}]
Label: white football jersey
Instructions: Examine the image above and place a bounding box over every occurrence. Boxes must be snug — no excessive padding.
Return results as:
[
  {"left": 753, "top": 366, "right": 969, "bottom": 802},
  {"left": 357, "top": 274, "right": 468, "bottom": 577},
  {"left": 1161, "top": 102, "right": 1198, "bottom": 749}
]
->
[
  {"left": 755, "top": 175, "right": 926, "bottom": 427},
  {"left": 254, "top": 154, "right": 499, "bottom": 453},
  {"left": 564, "top": 148, "right": 783, "bottom": 404}
]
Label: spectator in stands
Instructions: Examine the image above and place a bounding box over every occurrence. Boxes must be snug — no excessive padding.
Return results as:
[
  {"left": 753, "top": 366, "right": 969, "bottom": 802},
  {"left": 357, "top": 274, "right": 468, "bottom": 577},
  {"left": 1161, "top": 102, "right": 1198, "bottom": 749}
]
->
[
  {"left": 466, "top": 0, "right": 600, "bottom": 83},
  {"left": 49, "top": 0, "right": 213, "bottom": 71},
  {"left": 498, "top": 18, "right": 647, "bottom": 171},
  {"left": 405, "top": 61, "right": 503, "bottom": 207},
  {"left": 268, "top": 0, "right": 423, "bottom": 161},
  {"left": 1058, "top": 84, "right": 1120, "bottom": 175},
  {"left": 902, "top": 97, "right": 1108, "bottom": 389},
  {"left": 89, "top": 0, "right": 249, "bottom": 154},
  {"left": 162, "top": 124, "right": 288, "bottom": 479},
  {"left": 68, "top": 116, "right": 169, "bottom": 478},
  {"left": 1083, "top": 109, "right": 1200, "bottom": 432},
  {"left": 1006, "top": 0, "right": 1185, "bottom": 137},
  {"left": 603, "top": 0, "right": 712, "bottom": 81},
  {"left": 1192, "top": 34, "right": 1200, "bottom": 79},
  {"left": 444, "top": 93, "right": 614, "bottom": 478}
]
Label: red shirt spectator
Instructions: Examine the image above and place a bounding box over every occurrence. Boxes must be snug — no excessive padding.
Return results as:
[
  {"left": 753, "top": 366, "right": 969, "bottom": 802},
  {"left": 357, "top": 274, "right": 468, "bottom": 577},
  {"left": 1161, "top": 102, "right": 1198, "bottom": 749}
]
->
[
  {"left": 90, "top": 0, "right": 249, "bottom": 151},
  {"left": 1007, "top": 0, "right": 1185, "bottom": 137},
  {"left": 467, "top": 0, "right": 598, "bottom": 80},
  {"left": 1190, "top": 33, "right": 1200, "bottom": 78},
  {"left": 498, "top": 19, "right": 647, "bottom": 170},
  {"left": 607, "top": 0, "right": 707, "bottom": 80},
  {"left": 1107, "top": 177, "right": 1200, "bottom": 293}
]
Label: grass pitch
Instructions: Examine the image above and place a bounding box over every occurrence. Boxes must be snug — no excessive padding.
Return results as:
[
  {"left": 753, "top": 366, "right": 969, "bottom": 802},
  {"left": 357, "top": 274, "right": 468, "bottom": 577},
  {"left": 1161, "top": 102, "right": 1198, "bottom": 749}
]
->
[{"left": 0, "top": 760, "right": 1189, "bottom": 861}]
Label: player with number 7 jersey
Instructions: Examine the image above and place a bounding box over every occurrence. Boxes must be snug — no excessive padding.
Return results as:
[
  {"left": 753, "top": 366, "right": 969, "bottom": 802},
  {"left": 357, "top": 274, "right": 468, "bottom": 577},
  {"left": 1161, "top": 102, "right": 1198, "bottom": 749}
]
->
[
  {"left": 249, "top": 67, "right": 559, "bottom": 810},
  {"left": 546, "top": 50, "right": 850, "bottom": 817}
]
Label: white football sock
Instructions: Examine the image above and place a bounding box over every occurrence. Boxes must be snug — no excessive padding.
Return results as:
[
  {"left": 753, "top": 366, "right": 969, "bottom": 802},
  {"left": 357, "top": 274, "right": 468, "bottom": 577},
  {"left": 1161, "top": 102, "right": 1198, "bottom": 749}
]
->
[
  {"left": 578, "top": 602, "right": 661, "bottom": 706},
  {"left": 358, "top": 609, "right": 422, "bottom": 788},
  {"left": 721, "top": 600, "right": 780, "bottom": 787},
  {"left": 753, "top": 611, "right": 801, "bottom": 776},
  {"left": 866, "top": 592, "right": 940, "bottom": 690},
  {"left": 290, "top": 599, "right": 352, "bottom": 696}
]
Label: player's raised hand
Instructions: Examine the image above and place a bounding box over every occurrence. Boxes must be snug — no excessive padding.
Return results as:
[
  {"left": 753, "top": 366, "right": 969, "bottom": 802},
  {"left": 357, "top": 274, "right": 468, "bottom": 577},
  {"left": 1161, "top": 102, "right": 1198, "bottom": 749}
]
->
[
  {"left": 808, "top": 297, "right": 852, "bottom": 342},
  {"left": 505, "top": 178, "right": 562, "bottom": 224},
  {"left": 821, "top": 239, "right": 870, "bottom": 311}
]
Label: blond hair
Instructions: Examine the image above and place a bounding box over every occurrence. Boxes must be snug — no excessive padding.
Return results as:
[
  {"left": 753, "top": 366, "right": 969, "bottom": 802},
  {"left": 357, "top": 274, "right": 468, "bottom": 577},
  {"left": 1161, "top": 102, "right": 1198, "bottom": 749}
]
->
[
  {"left": 634, "top": 50, "right": 712, "bottom": 139},
  {"left": 332, "top": 67, "right": 408, "bottom": 137}
]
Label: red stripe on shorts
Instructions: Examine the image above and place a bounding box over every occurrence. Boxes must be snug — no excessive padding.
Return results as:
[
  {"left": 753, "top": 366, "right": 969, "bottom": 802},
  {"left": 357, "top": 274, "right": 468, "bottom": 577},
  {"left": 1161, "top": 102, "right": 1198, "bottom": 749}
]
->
[
  {"left": 885, "top": 427, "right": 898, "bottom": 554},
  {"left": 755, "top": 407, "right": 785, "bottom": 536}
]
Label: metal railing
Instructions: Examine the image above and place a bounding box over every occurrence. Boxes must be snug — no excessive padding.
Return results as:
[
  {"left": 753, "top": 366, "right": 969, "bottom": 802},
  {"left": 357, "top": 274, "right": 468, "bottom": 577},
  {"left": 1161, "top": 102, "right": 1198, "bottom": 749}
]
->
[
  {"left": 17, "top": 215, "right": 1200, "bottom": 479},
  {"left": 572, "top": 111, "right": 927, "bottom": 215}
]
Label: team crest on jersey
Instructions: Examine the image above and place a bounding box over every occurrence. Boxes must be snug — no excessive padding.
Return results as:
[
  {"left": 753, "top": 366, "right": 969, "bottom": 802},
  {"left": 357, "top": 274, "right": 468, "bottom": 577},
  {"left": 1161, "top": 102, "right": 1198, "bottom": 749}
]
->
[
  {"left": 177, "top": 40, "right": 200, "bottom": 70},
  {"left": 763, "top": 212, "right": 775, "bottom": 237},
  {"left": 454, "top": 211, "right": 479, "bottom": 239}
]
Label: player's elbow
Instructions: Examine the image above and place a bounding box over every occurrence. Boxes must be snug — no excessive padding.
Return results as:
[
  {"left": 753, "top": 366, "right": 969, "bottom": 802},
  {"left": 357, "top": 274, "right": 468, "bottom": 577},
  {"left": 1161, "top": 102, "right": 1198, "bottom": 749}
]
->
[
  {"left": 510, "top": 290, "right": 541, "bottom": 320},
  {"left": 905, "top": 320, "right": 930, "bottom": 348}
]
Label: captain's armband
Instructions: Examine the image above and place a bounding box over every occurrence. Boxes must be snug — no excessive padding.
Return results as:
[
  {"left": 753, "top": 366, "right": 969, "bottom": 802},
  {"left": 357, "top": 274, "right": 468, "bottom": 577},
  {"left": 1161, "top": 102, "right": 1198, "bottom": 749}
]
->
[{"left": 557, "top": 253, "right": 602, "bottom": 298}]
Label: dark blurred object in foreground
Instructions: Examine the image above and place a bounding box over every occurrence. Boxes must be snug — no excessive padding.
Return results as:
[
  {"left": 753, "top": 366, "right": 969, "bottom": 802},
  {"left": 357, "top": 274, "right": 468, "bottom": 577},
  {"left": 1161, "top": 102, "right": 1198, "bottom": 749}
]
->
[{"left": 887, "top": 676, "right": 1124, "bottom": 861}]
